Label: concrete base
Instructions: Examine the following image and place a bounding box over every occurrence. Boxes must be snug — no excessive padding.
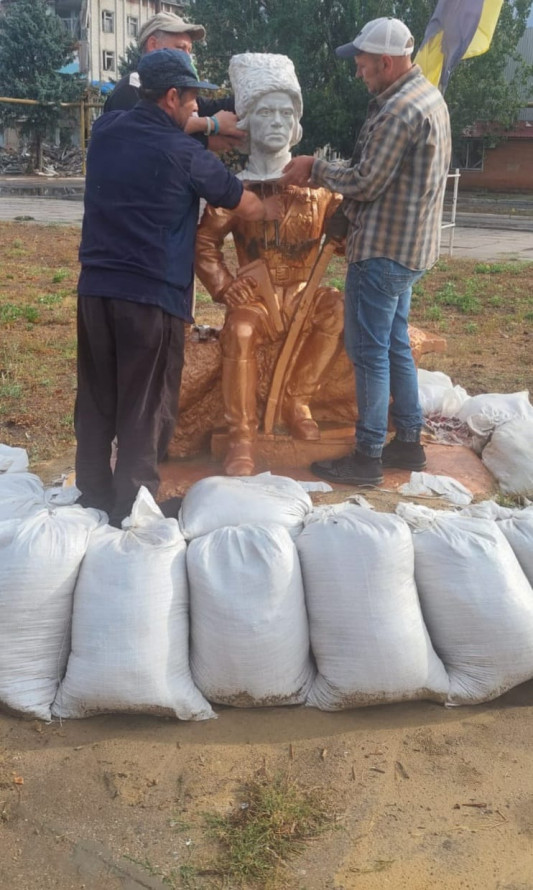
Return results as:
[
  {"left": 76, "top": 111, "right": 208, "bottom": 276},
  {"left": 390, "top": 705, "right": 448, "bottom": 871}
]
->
[
  {"left": 210, "top": 424, "right": 355, "bottom": 471},
  {"left": 158, "top": 438, "right": 497, "bottom": 503}
]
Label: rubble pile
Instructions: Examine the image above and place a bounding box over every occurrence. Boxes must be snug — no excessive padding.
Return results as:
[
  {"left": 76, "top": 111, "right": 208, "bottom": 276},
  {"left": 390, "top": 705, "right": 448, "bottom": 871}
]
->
[{"left": 0, "top": 143, "right": 84, "bottom": 176}]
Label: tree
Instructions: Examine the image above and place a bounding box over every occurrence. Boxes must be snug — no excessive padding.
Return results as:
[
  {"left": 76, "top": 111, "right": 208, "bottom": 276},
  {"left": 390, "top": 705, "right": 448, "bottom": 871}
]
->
[
  {"left": 189, "top": 0, "right": 532, "bottom": 158},
  {"left": 0, "top": 0, "right": 85, "bottom": 171},
  {"left": 118, "top": 42, "right": 141, "bottom": 77}
]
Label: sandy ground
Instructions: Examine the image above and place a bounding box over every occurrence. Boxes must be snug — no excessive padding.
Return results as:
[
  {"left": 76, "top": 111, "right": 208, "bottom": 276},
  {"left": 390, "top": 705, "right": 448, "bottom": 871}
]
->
[{"left": 2, "top": 682, "right": 533, "bottom": 890}]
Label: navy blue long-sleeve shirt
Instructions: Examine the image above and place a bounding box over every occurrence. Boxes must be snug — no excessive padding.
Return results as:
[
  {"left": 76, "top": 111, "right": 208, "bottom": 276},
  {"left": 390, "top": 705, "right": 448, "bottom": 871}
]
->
[{"left": 78, "top": 100, "right": 243, "bottom": 322}]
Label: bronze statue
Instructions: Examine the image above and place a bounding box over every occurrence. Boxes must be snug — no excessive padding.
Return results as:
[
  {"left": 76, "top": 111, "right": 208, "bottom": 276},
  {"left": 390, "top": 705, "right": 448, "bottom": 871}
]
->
[{"left": 195, "top": 53, "right": 343, "bottom": 476}]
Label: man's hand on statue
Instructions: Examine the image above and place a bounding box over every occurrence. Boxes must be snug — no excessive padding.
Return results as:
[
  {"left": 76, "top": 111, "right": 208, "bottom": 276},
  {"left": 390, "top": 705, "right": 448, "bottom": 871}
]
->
[
  {"left": 222, "top": 277, "right": 257, "bottom": 308},
  {"left": 279, "top": 155, "right": 315, "bottom": 187},
  {"left": 213, "top": 111, "right": 247, "bottom": 140}
]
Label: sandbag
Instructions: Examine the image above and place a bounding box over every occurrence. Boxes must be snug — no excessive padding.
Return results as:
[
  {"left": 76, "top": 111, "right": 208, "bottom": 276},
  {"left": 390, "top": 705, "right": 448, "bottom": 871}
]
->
[
  {"left": 0, "top": 472, "right": 46, "bottom": 520},
  {"left": 52, "top": 488, "right": 213, "bottom": 722},
  {"left": 0, "top": 443, "right": 29, "bottom": 473},
  {"left": 296, "top": 504, "right": 449, "bottom": 710},
  {"left": 187, "top": 523, "right": 314, "bottom": 706},
  {"left": 179, "top": 473, "right": 312, "bottom": 540},
  {"left": 417, "top": 369, "right": 469, "bottom": 417},
  {"left": 0, "top": 505, "right": 102, "bottom": 720},
  {"left": 397, "top": 502, "right": 533, "bottom": 705},
  {"left": 481, "top": 416, "right": 533, "bottom": 497},
  {"left": 462, "top": 501, "right": 533, "bottom": 586}
]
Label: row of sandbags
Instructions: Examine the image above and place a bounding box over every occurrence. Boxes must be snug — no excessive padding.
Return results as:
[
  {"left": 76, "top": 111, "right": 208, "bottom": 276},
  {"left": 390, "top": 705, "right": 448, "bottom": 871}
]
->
[{"left": 1, "top": 468, "right": 533, "bottom": 722}]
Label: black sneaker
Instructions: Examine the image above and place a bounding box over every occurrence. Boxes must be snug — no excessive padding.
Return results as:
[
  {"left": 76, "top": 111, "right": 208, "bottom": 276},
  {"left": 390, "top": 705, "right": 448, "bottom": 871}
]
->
[
  {"left": 310, "top": 451, "right": 384, "bottom": 486},
  {"left": 381, "top": 438, "right": 427, "bottom": 470},
  {"left": 158, "top": 496, "right": 183, "bottom": 519}
]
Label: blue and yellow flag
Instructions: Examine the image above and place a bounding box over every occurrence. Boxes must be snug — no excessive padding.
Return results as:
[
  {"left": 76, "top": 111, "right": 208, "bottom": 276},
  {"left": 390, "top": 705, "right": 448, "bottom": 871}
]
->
[{"left": 416, "top": 0, "right": 504, "bottom": 91}]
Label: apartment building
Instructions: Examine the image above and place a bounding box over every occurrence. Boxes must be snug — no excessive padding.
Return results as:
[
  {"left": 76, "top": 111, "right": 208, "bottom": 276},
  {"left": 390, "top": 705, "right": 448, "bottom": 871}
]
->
[
  {"left": 78, "top": 0, "right": 187, "bottom": 84},
  {"left": 0, "top": 0, "right": 188, "bottom": 85}
]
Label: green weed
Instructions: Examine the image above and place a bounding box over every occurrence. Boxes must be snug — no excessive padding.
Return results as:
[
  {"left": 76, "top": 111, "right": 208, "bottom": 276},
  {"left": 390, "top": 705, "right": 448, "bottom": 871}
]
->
[
  {"left": 0, "top": 303, "right": 39, "bottom": 324},
  {"left": 38, "top": 293, "right": 63, "bottom": 306},
  {"left": 52, "top": 268, "right": 70, "bottom": 283},
  {"left": 204, "top": 772, "right": 333, "bottom": 886},
  {"left": 474, "top": 261, "right": 529, "bottom": 275}
]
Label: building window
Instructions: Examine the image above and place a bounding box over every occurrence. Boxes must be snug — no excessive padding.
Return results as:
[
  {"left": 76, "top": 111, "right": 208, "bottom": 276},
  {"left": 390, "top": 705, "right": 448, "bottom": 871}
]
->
[
  {"left": 454, "top": 139, "right": 484, "bottom": 171},
  {"left": 127, "top": 15, "right": 139, "bottom": 37},
  {"left": 102, "top": 50, "right": 116, "bottom": 71},
  {"left": 102, "top": 10, "right": 114, "bottom": 33}
]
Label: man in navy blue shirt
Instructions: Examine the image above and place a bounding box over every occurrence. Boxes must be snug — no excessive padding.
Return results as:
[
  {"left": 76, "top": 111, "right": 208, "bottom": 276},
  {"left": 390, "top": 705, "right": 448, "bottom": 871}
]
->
[{"left": 76, "top": 49, "right": 281, "bottom": 526}]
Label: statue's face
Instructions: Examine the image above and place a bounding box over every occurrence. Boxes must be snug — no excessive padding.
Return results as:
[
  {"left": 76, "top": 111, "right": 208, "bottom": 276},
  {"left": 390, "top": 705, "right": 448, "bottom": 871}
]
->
[{"left": 248, "top": 91, "right": 296, "bottom": 154}]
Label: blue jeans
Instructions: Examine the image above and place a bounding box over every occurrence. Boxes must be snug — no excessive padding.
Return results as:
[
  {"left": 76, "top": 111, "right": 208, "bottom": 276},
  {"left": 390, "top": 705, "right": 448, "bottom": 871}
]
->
[{"left": 344, "top": 258, "right": 425, "bottom": 458}]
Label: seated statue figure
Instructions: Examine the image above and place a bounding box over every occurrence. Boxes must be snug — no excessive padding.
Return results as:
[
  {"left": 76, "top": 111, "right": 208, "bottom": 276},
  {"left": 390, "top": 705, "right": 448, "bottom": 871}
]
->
[{"left": 195, "top": 53, "right": 343, "bottom": 476}]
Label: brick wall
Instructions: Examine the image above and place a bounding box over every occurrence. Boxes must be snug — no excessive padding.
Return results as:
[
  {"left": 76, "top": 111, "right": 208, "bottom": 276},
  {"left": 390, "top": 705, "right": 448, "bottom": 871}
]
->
[{"left": 460, "top": 138, "right": 533, "bottom": 191}]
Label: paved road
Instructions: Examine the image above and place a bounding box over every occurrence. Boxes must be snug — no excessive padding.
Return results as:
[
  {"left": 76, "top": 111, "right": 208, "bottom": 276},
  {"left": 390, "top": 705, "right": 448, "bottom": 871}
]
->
[{"left": 0, "top": 193, "right": 532, "bottom": 261}]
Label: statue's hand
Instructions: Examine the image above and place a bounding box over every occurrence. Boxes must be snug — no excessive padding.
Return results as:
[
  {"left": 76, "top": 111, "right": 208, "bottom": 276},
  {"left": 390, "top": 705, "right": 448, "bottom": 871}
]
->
[{"left": 221, "top": 276, "right": 257, "bottom": 308}]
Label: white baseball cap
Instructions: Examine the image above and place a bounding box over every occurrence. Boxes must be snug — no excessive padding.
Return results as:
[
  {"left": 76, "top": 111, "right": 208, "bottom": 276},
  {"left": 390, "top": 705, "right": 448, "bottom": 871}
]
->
[{"left": 336, "top": 17, "right": 414, "bottom": 58}]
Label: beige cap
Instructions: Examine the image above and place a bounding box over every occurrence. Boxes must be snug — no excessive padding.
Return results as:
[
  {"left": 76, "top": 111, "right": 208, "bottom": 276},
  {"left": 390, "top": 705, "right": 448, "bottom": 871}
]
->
[{"left": 137, "top": 12, "right": 206, "bottom": 49}]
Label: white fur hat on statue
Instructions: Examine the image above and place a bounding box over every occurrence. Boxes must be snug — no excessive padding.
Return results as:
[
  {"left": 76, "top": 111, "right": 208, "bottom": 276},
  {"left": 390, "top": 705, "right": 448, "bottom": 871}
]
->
[{"left": 229, "top": 53, "right": 303, "bottom": 120}]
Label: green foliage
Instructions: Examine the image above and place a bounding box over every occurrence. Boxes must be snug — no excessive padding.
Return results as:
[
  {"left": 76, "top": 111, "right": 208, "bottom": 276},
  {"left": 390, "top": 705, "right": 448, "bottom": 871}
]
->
[
  {"left": 0, "top": 0, "right": 85, "bottom": 170},
  {"left": 118, "top": 42, "right": 141, "bottom": 77},
  {"left": 188, "top": 0, "right": 532, "bottom": 158}
]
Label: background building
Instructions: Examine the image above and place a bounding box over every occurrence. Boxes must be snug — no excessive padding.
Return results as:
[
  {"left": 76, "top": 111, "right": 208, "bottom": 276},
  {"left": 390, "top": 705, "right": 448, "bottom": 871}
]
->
[{"left": 1, "top": 0, "right": 188, "bottom": 85}]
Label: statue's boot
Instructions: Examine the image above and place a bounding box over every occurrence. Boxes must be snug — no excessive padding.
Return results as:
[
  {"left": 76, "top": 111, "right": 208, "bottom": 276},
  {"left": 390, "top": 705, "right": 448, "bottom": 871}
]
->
[
  {"left": 222, "top": 357, "right": 257, "bottom": 476},
  {"left": 284, "top": 330, "right": 341, "bottom": 440}
]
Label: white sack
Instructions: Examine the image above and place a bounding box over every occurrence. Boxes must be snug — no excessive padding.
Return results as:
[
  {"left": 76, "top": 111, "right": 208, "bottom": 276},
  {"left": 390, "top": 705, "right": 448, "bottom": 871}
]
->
[
  {"left": 296, "top": 504, "right": 448, "bottom": 710},
  {"left": 0, "top": 472, "right": 46, "bottom": 520},
  {"left": 462, "top": 501, "right": 533, "bottom": 585},
  {"left": 0, "top": 444, "right": 29, "bottom": 473},
  {"left": 187, "top": 523, "right": 314, "bottom": 706},
  {"left": 53, "top": 488, "right": 213, "bottom": 721},
  {"left": 417, "top": 369, "right": 469, "bottom": 417},
  {"left": 0, "top": 505, "right": 102, "bottom": 720},
  {"left": 481, "top": 416, "right": 533, "bottom": 497},
  {"left": 179, "top": 473, "right": 312, "bottom": 540},
  {"left": 457, "top": 391, "right": 533, "bottom": 438},
  {"left": 397, "top": 472, "right": 473, "bottom": 506},
  {"left": 397, "top": 502, "right": 533, "bottom": 705}
]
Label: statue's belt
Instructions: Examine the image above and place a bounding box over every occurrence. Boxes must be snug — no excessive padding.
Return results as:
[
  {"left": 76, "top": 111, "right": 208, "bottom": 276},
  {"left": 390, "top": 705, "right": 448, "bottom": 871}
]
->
[{"left": 269, "top": 264, "right": 314, "bottom": 285}]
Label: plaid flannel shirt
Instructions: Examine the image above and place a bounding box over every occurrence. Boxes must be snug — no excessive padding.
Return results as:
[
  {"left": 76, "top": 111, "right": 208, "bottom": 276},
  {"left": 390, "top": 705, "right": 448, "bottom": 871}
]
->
[{"left": 312, "top": 65, "right": 451, "bottom": 271}]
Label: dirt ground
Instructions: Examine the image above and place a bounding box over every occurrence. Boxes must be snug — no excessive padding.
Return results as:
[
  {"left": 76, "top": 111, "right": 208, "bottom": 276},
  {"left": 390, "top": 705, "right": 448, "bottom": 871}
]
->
[
  {"left": 1, "top": 222, "right": 533, "bottom": 889},
  {"left": 2, "top": 681, "right": 533, "bottom": 890}
]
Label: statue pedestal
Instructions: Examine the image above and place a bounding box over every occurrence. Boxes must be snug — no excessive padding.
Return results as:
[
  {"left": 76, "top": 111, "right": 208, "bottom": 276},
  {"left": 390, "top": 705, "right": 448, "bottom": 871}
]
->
[{"left": 210, "top": 424, "right": 355, "bottom": 471}]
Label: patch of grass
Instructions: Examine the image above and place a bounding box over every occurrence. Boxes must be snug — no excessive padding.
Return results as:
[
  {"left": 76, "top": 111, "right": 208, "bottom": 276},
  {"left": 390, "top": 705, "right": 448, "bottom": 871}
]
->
[
  {"left": 474, "top": 261, "right": 529, "bottom": 275},
  {"left": 51, "top": 268, "right": 70, "bottom": 283},
  {"left": 0, "top": 303, "right": 39, "bottom": 324},
  {"left": 204, "top": 772, "right": 333, "bottom": 887},
  {"left": 326, "top": 276, "right": 345, "bottom": 291},
  {"left": 432, "top": 281, "right": 481, "bottom": 314},
  {"left": 38, "top": 293, "right": 64, "bottom": 306},
  {"left": 463, "top": 322, "right": 478, "bottom": 334},
  {"left": 0, "top": 380, "right": 22, "bottom": 400}
]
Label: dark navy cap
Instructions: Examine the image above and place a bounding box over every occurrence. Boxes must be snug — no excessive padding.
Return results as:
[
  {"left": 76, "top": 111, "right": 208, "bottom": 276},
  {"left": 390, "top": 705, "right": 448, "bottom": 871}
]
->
[{"left": 138, "top": 48, "right": 219, "bottom": 91}]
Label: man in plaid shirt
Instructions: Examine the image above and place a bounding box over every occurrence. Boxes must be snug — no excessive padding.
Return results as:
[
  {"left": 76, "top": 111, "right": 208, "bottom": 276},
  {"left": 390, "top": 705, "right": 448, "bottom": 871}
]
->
[{"left": 281, "top": 17, "right": 451, "bottom": 485}]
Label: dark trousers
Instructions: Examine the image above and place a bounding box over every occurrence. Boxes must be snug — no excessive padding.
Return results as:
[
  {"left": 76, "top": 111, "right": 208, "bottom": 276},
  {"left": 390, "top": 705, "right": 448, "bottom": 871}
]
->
[{"left": 75, "top": 296, "right": 185, "bottom": 525}]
